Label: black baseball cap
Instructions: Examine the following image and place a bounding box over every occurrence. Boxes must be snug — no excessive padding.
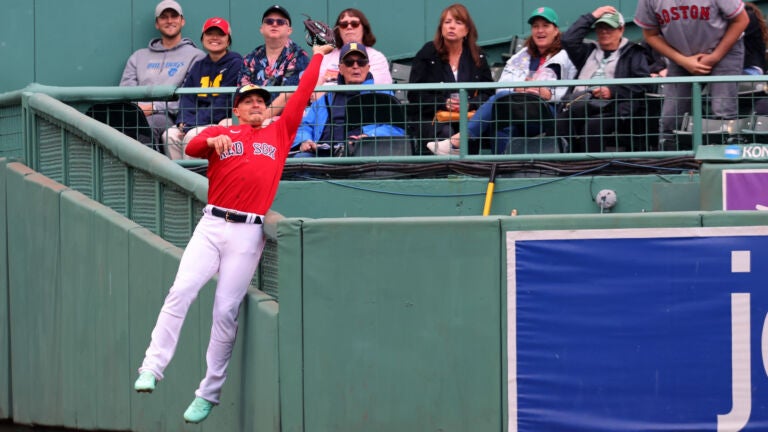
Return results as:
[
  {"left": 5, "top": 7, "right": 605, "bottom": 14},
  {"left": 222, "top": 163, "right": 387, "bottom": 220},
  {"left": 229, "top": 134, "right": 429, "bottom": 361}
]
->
[
  {"left": 233, "top": 84, "right": 271, "bottom": 106},
  {"left": 262, "top": 5, "right": 291, "bottom": 26}
]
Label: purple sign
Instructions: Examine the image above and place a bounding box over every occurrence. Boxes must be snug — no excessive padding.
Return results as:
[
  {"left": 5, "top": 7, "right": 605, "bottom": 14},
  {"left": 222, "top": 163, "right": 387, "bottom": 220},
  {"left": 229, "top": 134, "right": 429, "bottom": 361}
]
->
[{"left": 723, "top": 169, "right": 768, "bottom": 211}]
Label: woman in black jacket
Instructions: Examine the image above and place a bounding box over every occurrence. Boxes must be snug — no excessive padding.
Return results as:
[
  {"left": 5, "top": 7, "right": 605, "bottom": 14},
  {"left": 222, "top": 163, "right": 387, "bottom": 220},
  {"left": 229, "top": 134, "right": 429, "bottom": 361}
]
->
[
  {"left": 558, "top": 6, "right": 651, "bottom": 152},
  {"left": 407, "top": 3, "right": 493, "bottom": 153}
]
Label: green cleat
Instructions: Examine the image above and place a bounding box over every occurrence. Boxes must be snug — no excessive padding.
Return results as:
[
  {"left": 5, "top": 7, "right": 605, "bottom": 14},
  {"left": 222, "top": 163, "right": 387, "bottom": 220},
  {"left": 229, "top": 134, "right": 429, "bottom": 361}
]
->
[
  {"left": 134, "top": 371, "right": 156, "bottom": 393},
  {"left": 183, "top": 397, "right": 214, "bottom": 423}
]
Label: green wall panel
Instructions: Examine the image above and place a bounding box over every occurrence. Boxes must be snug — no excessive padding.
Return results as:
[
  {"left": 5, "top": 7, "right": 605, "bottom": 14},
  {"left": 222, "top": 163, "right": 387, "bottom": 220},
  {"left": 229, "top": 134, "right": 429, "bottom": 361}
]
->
[
  {"left": 242, "top": 295, "right": 280, "bottom": 432},
  {"left": 500, "top": 211, "right": 704, "bottom": 232},
  {"left": 128, "top": 229, "right": 189, "bottom": 432},
  {"left": 35, "top": 0, "right": 132, "bottom": 87},
  {"left": 1, "top": 1, "right": 34, "bottom": 92},
  {"left": 59, "top": 190, "right": 136, "bottom": 430},
  {"left": 273, "top": 174, "right": 699, "bottom": 218},
  {"left": 6, "top": 166, "right": 67, "bottom": 425},
  {"left": 0, "top": 159, "right": 9, "bottom": 419},
  {"left": 296, "top": 218, "right": 503, "bottom": 432},
  {"left": 702, "top": 211, "right": 768, "bottom": 227},
  {"left": 277, "top": 218, "right": 306, "bottom": 432}
]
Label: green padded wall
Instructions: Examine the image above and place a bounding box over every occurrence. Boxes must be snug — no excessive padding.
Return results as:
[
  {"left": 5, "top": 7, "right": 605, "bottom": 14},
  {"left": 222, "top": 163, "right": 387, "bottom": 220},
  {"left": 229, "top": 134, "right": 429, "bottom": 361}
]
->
[
  {"left": 241, "top": 293, "right": 281, "bottom": 432},
  {"left": 0, "top": 159, "right": 9, "bottom": 419},
  {"left": 272, "top": 174, "right": 700, "bottom": 218},
  {"left": 2, "top": 160, "right": 257, "bottom": 431},
  {"left": 58, "top": 189, "right": 136, "bottom": 430},
  {"left": 6, "top": 164, "right": 68, "bottom": 425},
  {"left": 280, "top": 217, "right": 503, "bottom": 432}
]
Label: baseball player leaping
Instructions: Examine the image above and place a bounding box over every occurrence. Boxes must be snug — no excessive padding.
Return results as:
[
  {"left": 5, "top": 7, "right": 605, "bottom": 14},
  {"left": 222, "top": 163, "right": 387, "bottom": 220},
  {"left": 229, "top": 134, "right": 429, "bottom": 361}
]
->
[{"left": 133, "top": 43, "right": 335, "bottom": 424}]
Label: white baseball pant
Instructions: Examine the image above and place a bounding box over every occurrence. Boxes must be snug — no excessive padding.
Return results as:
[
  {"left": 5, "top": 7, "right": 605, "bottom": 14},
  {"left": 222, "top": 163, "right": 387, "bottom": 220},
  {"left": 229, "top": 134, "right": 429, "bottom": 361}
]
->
[{"left": 138, "top": 205, "right": 265, "bottom": 404}]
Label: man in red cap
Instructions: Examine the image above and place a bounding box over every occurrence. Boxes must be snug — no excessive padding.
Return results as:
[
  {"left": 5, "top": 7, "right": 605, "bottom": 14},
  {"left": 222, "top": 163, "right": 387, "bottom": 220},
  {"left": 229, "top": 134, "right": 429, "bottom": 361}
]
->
[
  {"left": 133, "top": 42, "right": 334, "bottom": 424},
  {"left": 163, "top": 17, "right": 243, "bottom": 159}
]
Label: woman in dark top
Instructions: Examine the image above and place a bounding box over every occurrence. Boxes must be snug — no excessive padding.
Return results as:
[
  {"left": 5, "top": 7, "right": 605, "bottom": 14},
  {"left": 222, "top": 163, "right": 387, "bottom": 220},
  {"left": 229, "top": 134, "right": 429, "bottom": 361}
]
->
[
  {"left": 407, "top": 3, "right": 493, "bottom": 153},
  {"left": 743, "top": 2, "right": 768, "bottom": 75}
]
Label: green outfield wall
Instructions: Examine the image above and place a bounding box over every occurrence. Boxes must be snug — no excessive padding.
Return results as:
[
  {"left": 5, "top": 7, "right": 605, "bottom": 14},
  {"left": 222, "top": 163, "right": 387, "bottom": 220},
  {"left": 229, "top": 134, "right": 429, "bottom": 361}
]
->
[
  {"left": 2, "top": 157, "right": 767, "bottom": 431},
  {"left": 0, "top": 159, "right": 281, "bottom": 431}
]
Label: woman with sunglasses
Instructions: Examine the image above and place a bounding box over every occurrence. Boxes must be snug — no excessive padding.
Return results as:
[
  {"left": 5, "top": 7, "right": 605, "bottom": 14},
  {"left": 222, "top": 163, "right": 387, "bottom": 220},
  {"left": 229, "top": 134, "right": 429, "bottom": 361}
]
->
[
  {"left": 407, "top": 3, "right": 494, "bottom": 154},
  {"left": 317, "top": 8, "right": 393, "bottom": 86}
]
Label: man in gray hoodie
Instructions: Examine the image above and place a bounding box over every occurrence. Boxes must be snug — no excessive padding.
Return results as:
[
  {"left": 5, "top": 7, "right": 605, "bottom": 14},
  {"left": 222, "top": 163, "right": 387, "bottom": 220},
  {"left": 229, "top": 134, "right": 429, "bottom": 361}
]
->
[{"left": 120, "top": 0, "right": 205, "bottom": 148}]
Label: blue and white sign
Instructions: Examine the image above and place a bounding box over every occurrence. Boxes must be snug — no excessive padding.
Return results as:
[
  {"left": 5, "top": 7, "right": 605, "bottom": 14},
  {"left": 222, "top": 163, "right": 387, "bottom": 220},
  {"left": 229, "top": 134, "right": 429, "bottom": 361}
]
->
[{"left": 507, "top": 227, "right": 768, "bottom": 431}]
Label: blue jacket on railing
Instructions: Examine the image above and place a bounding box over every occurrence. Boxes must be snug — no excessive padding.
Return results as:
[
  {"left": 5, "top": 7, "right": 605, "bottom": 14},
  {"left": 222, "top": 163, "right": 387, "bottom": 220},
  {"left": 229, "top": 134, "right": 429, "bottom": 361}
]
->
[{"left": 292, "top": 74, "right": 405, "bottom": 149}]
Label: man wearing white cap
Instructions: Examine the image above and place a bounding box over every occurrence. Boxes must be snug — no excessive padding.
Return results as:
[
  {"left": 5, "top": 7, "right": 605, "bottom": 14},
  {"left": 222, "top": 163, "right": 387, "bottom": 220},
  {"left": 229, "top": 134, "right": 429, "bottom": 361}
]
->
[{"left": 120, "top": 0, "right": 205, "bottom": 147}]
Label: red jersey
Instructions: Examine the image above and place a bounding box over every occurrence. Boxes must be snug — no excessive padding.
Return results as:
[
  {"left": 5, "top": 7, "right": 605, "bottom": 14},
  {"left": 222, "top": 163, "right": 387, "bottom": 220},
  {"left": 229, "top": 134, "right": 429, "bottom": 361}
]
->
[{"left": 186, "top": 53, "right": 323, "bottom": 215}]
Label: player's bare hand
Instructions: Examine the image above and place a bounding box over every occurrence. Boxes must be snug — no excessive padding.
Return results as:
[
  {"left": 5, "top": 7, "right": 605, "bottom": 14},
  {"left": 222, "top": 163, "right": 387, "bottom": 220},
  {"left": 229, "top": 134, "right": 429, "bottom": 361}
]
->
[
  {"left": 313, "top": 44, "right": 335, "bottom": 56},
  {"left": 207, "top": 135, "right": 233, "bottom": 156},
  {"left": 592, "top": 5, "right": 617, "bottom": 19}
]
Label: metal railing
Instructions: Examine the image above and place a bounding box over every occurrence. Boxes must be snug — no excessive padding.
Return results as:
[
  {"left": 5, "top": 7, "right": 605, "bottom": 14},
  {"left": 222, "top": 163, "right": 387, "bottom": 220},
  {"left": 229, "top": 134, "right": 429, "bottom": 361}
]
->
[{"left": 5, "top": 76, "right": 767, "bottom": 166}]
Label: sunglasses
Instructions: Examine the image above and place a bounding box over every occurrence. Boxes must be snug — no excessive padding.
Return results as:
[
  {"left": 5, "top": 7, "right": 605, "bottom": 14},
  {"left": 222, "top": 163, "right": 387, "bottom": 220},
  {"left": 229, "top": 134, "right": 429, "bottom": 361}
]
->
[
  {"left": 263, "top": 17, "right": 289, "bottom": 26},
  {"left": 342, "top": 58, "right": 369, "bottom": 67},
  {"left": 338, "top": 20, "right": 361, "bottom": 29}
]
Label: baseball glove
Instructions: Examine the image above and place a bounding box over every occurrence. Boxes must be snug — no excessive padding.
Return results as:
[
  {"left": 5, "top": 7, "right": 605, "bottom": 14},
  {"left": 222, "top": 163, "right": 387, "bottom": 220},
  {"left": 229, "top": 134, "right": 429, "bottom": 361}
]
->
[{"left": 302, "top": 14, "right": 337, "bottom": 47}]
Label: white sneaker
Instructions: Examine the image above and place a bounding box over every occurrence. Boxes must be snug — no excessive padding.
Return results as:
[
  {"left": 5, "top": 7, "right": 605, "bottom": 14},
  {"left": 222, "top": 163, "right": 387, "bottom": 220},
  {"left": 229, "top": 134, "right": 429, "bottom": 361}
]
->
[{"left": 426, "top": 138, "right": 458, "bottom": 155}]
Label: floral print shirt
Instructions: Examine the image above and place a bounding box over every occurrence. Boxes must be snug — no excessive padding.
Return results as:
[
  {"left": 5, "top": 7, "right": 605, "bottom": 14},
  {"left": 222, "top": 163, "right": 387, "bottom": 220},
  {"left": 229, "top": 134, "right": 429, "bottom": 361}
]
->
[{"left": 238, "top": 40, "right": 310, "bottom": 87}]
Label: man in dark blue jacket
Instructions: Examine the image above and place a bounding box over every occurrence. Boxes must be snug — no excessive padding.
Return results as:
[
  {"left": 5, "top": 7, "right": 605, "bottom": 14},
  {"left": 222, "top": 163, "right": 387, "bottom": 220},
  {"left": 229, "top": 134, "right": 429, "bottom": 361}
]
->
[
  {"left": 292, "top": 43, "right": 404, "bottom": 157},
  {"left": 163, "top": 17, "right": 242, "bottom": 159}
]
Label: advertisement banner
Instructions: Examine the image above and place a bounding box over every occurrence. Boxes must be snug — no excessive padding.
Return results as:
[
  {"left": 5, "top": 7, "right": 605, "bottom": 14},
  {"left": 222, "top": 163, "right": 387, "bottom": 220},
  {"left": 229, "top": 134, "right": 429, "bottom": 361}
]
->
[
  {"left": 722, "top": 169, "right": 768, "bottom": 211},
  {"left": 507, "top": 227, "right": 768, "bottom": 431}
]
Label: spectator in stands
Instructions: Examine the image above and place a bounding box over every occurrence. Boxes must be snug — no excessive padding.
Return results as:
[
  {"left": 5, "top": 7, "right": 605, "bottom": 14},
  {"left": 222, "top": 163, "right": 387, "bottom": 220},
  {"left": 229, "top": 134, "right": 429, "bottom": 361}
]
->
[
  {"left": 557, "top": 6, "right": 651, "bottom": 152},
  {"left": 162, "top": 17, "right": 242, "bottom": 160},
  {"left": 634, "top": 0, "right": 748, "bottom": 147},
  {"left": 291, "top": 43, "right": 404, "bottom": 157},
  {"left": 120, "top": 0, "right": 205, "bottom": 147},
  {"left": 407, "top": 3, "right": 494, "bottom": 154},
  {"left": 639, "top": 40, "right": 668, "bottom": 77},
  {"left": 427, "top": 6, "right": 577, "bottom": 155},
  {"left": 743, "top": 2, "right": 767, "bottom": 75},
  {"left": 317, "top": 8, "right": 392, "bottom": 86},
  {"left": 238, "top": 5, "right": 310, "bottom": 118}
]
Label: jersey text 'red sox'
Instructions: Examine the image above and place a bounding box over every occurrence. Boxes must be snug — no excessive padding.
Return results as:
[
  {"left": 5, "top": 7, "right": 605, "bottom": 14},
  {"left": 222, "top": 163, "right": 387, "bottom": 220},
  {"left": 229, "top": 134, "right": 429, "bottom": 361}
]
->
[{"left": 186, "top": 53, "right": 323, "bottom": 215}]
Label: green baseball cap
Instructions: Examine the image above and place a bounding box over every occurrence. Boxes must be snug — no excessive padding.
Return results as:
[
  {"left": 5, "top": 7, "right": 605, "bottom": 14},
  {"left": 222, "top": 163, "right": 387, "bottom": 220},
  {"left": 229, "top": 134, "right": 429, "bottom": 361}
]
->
[
  {"left": 528, "top": 6, "right": 559, "bottom": 27},
  {"left": 593, "top": 11, "right": 625, "bottom": 29}
]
